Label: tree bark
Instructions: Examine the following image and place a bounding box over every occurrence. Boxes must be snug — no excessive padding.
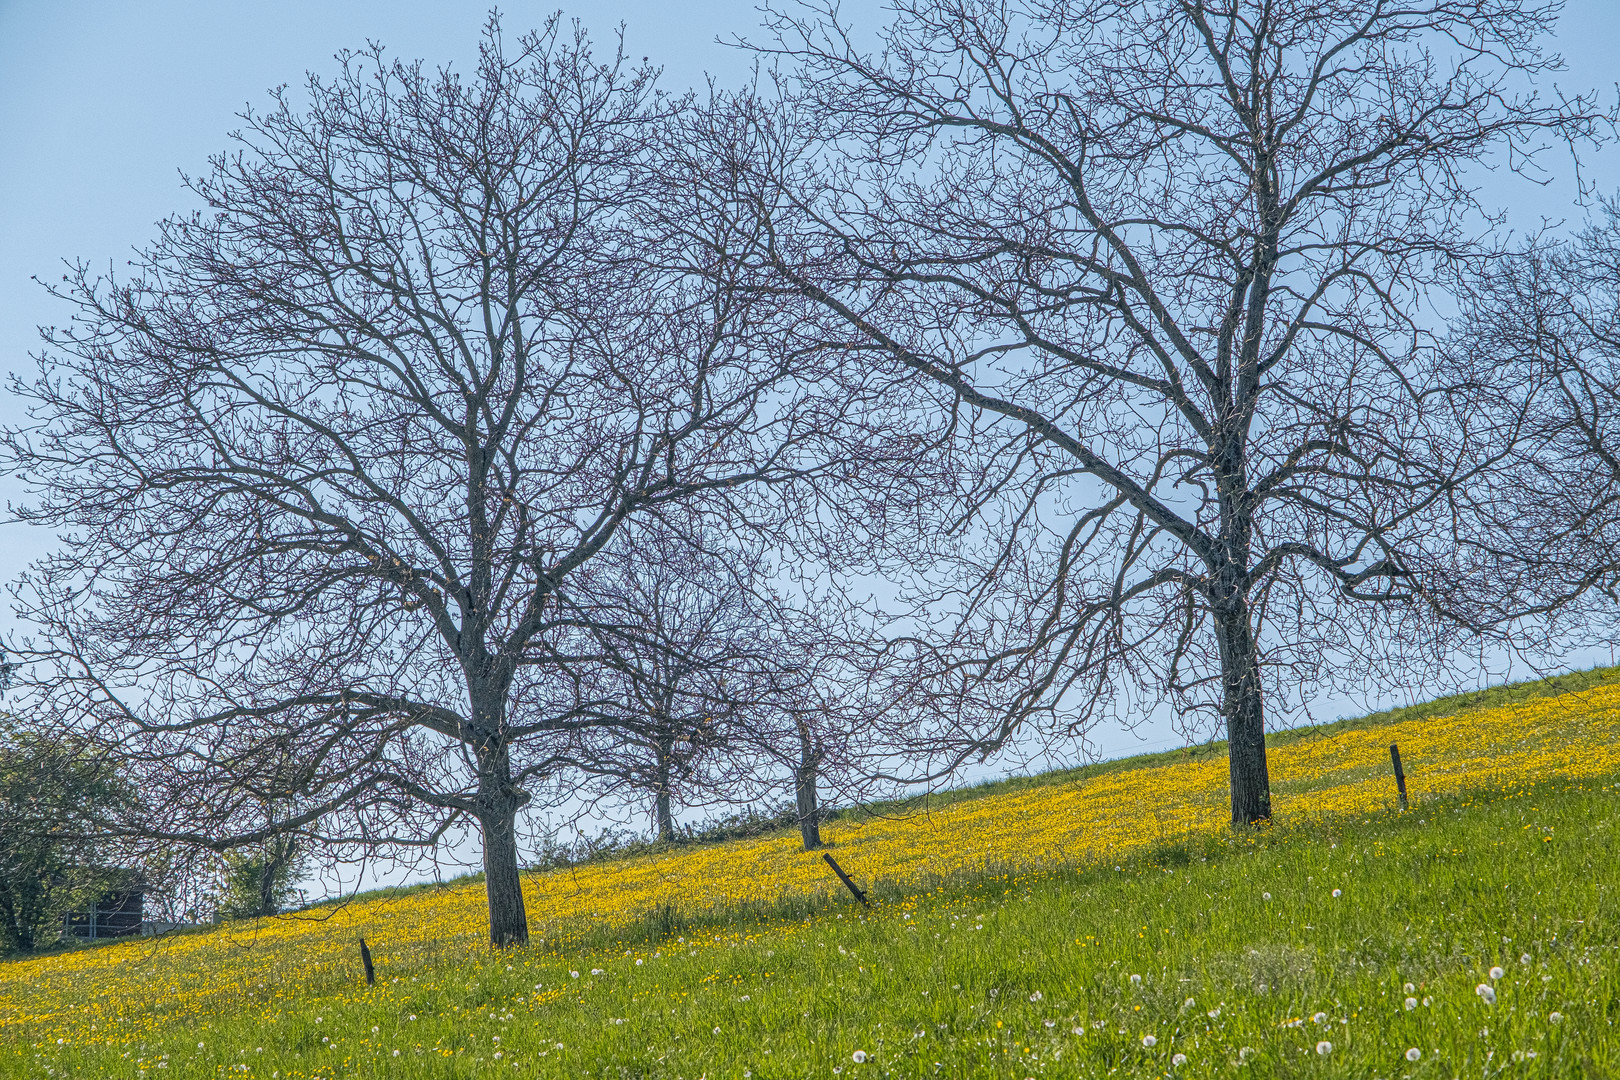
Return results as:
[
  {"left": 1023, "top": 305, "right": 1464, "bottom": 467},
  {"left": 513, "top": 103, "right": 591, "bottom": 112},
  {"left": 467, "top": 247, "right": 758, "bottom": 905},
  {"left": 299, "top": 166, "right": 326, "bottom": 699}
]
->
[{"left": 1214, "top": 598, "right": 1271, "bottom": 825}]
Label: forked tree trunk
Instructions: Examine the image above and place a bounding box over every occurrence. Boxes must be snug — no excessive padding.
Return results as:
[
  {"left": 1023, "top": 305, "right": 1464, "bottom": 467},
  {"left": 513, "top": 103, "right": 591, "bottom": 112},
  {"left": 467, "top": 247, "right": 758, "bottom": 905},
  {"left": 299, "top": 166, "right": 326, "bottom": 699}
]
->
[
  {"left": 479, "top": 808, "right": 529, "bottom": 947},
  {"left": 1214, "top": 598, "right": 1271, "bottom": 824}
]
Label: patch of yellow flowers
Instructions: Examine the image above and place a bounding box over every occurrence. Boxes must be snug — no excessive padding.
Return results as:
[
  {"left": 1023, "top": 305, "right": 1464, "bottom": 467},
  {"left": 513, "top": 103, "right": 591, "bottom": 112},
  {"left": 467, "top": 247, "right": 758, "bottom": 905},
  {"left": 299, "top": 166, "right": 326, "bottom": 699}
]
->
[{"left": 3, "top": 682, "right": 1617, "bottom": 1045}]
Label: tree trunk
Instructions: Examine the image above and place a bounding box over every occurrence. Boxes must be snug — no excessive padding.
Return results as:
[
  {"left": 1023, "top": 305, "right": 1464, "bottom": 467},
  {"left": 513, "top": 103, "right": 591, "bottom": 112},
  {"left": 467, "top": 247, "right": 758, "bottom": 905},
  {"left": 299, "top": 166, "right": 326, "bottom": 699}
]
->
[
  {"left": 1214, "top": 598, "right": 1271, "bottom": 824},
  {"left": 654, "top": 734, "right": 676, "bottom": 842},
  {"left": 479, "top": 806, "right": 529, "bottom": 947},
  {"left": 473, "top": 723, "right": 530, "bottom": 947},
  {"left": 794, "top": 724, "right": 822, "bottom": 850},
  {"left": 654, "top": 789, "right": 675, "bottom": 843}
]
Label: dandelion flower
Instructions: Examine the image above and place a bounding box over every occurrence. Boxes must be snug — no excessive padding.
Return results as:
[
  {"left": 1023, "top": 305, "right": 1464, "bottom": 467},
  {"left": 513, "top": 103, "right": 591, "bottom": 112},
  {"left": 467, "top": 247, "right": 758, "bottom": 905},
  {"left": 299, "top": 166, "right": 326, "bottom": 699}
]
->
[
  {"left": 1476, "top": 984, "right": 1497, "bottom": 1005},
  {"left": 1172, "top": 1053, "right": 1187, "bottom": 1065},
  {"left": 852, "top": 1050, "right": 868, "bottom": 1063},
  {"left": 1406, "top": 1048, "right": 1421, "bottom": 1061},
  {"left": 1549, "top": 1012, "right": 1563, "bottom": 1024},
  {"left": 1315, "top": 1041, "right": 1332, "bottom": 1055},
  {"left": 1141, "top": 1035, "right": 1157, "bottom": 1048},
  {"left": 1489, "top": 966, "right": 1504, "bottom": 980}
]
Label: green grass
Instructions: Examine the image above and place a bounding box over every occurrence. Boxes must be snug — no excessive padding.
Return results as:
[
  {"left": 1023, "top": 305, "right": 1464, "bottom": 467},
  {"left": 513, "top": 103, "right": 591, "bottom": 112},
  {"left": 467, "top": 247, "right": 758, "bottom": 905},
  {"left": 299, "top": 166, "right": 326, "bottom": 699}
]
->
[{"left": 17, "top": 771, "right": 1619, "bottom": 1078}]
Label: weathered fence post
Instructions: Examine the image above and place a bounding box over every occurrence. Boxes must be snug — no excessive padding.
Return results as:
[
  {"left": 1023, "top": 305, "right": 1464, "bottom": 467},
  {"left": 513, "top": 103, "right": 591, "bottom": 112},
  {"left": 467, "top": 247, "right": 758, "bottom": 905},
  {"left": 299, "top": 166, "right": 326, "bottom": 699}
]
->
[
  {"left": 821, "top": 852, "right": 870, "bottom": 906},
  {"left": 359, "top": 937, "right": 375, "bottom": 985},
  {"left": 1389, "top": 743, "right": 1409, "bottom": 810}
]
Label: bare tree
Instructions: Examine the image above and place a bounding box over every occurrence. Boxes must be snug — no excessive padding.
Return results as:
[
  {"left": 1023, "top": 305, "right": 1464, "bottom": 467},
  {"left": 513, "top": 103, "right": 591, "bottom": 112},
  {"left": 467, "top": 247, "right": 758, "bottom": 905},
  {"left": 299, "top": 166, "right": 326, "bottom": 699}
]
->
[
  {"left": 700, "top": 0, "right": 1608, "bottom": 822},
  {"left": 552, "top": 528, "right": 768, "bottom": 842},
  {"left": 1452, "top": 204, "right": 1620, "bottom": 624},
  {"left": 2, "top": 19, "right": 832, "bottom": 946}
]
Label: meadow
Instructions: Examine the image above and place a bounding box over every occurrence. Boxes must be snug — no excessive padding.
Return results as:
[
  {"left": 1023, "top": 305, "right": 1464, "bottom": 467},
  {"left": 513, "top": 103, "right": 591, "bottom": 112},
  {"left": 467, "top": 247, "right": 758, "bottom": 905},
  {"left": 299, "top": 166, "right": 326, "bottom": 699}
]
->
[{"left": 2, "top": 675, "right": 1618, "bottom": 1077}]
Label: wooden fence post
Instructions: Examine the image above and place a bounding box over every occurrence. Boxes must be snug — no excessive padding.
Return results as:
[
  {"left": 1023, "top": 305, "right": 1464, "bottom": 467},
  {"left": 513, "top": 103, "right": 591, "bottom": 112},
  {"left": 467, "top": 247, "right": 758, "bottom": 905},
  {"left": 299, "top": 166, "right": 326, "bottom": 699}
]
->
[
  {"left": 1389, "top": 743, "right": 1409, "bottom": 810},
  {"left": 359, "top": 937, "right": 375, "bottom": 986},
  {"left": 821, "top": 853, "right": 870, "bottom": 906}
]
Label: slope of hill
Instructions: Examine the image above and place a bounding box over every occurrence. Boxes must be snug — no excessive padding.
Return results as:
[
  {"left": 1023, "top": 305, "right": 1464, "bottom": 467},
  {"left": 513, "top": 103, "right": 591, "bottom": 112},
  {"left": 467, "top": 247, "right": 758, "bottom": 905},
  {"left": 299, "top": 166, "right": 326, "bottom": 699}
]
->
[{"left": 2, "top": 675, "right": 1618, "bottom": 1077}]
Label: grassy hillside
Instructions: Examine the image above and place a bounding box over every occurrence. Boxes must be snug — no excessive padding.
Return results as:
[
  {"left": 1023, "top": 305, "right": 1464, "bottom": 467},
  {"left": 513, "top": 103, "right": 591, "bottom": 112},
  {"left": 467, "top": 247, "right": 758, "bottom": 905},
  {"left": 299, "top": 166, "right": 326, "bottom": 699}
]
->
[{"left": 2, "top": 675, "right": 1618, "bottom": 1077}]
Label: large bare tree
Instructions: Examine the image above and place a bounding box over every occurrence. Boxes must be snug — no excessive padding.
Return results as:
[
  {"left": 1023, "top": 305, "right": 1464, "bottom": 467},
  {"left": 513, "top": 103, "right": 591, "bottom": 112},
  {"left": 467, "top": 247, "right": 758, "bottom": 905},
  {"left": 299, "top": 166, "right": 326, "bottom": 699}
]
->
[
  {"left": 2, "top": 20, "right": 833, "bottom": 946},
  {"left": 702, "top": 0, "right": 1608, "bottom": 823}
]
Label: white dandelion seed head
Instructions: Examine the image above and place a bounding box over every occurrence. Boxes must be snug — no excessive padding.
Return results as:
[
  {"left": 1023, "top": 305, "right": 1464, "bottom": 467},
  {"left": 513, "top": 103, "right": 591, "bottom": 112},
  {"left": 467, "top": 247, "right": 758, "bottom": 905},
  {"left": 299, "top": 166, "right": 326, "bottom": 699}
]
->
[
  {"left": 1208, "top": 1009, "right": 1221, "bottom": 1019},
  {"left": 570, "top": 971, "right": 579, "bottom": 979},
  {"left": 1312, "top": 1012, "right": 1328, "bottom": 1024},
  {"left": 1405, "top": 997, "right": 1418, "bottom": 1010},
  {"left": 1476, "top": 984, "right": 1497, "bottom": 1005},
  {"left": 1403, "top": 983, "right": 1415, "bottom": 993},
  {"left": 713, "top": 1027, "right": 722, "bottom": 1035},
  {"left": 1489, "top": 965, "right": 1504, "bottom": 980},
  {"left": 1172, "top": 1053, "right": 1187, "bottom": 1065},
  {"left": 852, "top": 1050, "right": 868, "bottom": 1063},
  {"left": 1315, "top": 1041, "right": 1332, "bottom": 1056},
  {"left": 370, "top": 1026, "right": 378, "bottom": 1033},
  {"left": 1521, "top": 953, "right": 1532, "bottom": 965},
  {"left": 392, "top": 1050, "right": 400, "bottom": 1057},
  {"left": 1422, "top": 996, "right": 1432, "bottom": 1006},
  {"left": 591, "top": 968, "right": 604, "bottom": 976},
  {"left": 1141, "top": 1035, "right": 1157, "bottom": 1048},
  {"left": 1043, "top": 1019, "right": 1055, "bottom": 1028},
  {"left": 1331, "top": 889, "right": 1342, "bottom": 898},
  {"left": 1549, "top": 1012, "right": 1563, "bottom": 1024},
  {"left": 1262, "top": 892, "right": 1271, "bottom": 900},
  {"left": 493, "top": 1052, "right": 503, "bottom": 1060},
  {"left": 635, "top": 958, "right": 643, "bottom": 966},
  {"left": 1130, "top": 974, "right": 1142, "bottom": 986},
  {"left": 1030, "top": 991, "right": 1043, "bottom": 1002},
  {"left": 408, "top": 1015, "right": 416, "bottom": 1021},
  {"left": 1238, "top": 1046, "right": 1256, "bottom": 1061},
  {"left": 1184, "top": 997, "right": 1196, "bottom": 1008},
  {"left": 1406, "top": 1048, "right": 1421, "bottom": 1061}
]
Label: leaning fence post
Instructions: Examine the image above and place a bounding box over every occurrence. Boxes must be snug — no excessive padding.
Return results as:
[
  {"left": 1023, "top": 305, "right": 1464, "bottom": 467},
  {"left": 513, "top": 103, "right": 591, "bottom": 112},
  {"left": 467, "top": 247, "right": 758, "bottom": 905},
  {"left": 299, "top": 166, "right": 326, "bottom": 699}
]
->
[
  {"left": 1389, "top": 743, "right": 1409, "bottom": 810},
  {"left": 821, "top": 852, "right": 870, "bottom": 906},
  {"left": 359, "top": 937, "right": 376, "bottom": 985}
]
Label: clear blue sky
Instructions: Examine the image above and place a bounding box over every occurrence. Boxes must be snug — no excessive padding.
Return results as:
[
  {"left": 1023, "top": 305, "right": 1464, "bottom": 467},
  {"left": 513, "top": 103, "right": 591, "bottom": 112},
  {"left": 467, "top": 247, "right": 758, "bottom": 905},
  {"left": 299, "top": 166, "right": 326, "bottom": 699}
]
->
[{"left": 0, "top": 0, "right": 1615, "bottom": 726}]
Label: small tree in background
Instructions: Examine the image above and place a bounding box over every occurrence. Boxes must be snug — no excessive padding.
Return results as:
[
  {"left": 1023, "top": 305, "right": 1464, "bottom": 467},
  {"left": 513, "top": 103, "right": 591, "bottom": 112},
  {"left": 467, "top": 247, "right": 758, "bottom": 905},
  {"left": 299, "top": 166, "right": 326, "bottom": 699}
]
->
[{"left": 0, "top": 723, "right": 129, "bottom": 953}]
